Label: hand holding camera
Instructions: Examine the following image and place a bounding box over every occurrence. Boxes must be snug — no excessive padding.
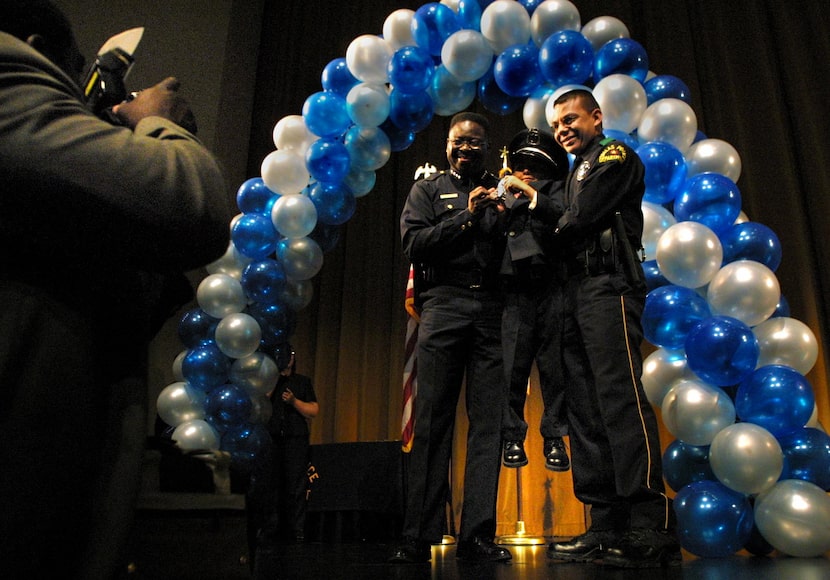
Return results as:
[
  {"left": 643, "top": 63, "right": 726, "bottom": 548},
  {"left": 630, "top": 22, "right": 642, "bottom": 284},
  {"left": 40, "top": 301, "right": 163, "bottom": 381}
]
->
[{"left": 112, "top": 77, "right": 198, "bottom": 134}]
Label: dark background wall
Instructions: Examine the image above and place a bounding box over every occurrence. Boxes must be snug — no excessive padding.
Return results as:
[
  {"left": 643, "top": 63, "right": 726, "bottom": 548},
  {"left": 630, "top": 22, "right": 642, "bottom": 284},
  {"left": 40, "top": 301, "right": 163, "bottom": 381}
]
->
[{"left": 55, "top": 0, "right": 830, "bottom": 447}]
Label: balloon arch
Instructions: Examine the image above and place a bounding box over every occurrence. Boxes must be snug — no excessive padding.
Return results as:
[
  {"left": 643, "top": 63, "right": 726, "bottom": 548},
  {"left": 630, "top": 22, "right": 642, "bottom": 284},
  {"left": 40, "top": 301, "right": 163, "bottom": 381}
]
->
[{"left": 155, "top": 0, "right": 830, "bottom": 558}]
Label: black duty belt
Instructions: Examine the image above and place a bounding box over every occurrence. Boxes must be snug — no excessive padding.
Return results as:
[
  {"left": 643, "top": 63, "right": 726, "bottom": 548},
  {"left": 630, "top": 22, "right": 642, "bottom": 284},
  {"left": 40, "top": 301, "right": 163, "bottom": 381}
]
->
[{"left": 428, "top": 267, "right": 497, "bottom": 290}]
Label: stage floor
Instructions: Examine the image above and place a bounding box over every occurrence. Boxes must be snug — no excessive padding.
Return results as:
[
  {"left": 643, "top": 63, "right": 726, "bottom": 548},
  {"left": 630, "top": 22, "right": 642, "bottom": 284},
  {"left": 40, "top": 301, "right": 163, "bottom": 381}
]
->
[{"left": 252, "top": 541, "right": 830, "bottom": 580}]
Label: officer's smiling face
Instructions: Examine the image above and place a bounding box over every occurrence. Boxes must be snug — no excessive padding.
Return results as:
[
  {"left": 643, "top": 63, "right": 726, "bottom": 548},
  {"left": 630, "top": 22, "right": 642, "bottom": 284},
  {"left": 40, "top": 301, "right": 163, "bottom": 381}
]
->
[
  {"left": 446, "top": 120, "right": 488, "bottom": 178},
  {"left": 551, "top": 97, "right": 602, "bottom": 157}
]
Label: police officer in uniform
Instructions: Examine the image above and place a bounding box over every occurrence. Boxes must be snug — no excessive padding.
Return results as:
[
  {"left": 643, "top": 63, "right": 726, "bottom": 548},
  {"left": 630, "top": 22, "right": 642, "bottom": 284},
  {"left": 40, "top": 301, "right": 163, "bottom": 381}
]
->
[
  {"left": 391, "top": 112, "right": 511, "bottom": 564},
  {"left": 542, "top": 89, "right": 680, "bottom": 568},
  {"left": 498, "top": 129, "right": 571, "bottom": 472}
]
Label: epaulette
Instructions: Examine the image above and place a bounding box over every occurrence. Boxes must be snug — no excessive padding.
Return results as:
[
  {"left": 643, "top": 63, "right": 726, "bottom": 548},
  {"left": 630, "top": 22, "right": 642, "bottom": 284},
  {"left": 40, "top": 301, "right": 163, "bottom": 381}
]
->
[{"left": 413, "top": 162, "right": 440, "bottom": 181}]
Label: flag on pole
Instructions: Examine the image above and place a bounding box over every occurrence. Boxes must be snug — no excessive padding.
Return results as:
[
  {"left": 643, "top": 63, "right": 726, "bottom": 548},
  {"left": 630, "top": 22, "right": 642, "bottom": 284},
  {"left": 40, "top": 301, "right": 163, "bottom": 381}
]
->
[{"left": 401, "top": 265, "right": 420, "bottom": 453}]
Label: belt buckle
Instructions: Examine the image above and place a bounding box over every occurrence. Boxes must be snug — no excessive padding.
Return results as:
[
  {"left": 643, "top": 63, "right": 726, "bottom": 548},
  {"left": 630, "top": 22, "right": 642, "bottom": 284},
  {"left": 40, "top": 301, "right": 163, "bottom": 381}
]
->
[{"left": 469, "top": 269, "right": 483, "bottom": 289}]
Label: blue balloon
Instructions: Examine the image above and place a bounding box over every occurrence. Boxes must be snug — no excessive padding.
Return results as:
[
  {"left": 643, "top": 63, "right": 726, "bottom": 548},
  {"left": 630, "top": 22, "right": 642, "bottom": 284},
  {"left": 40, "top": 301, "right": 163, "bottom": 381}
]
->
[
  {"left": 674, "top": 480, "right": 754, "bottom": 558},
  {"left": 309, "top": 221, "right": 342, "bottom": 253},
  {"left": 674, "top": 173, "right": 742, "bottom": 236},
  {"left": 308, "top": 181, "right": 356, "bottom": 226},
  {"left": 719, "top": 221, "right": 782, "bottom": 271},
  {"left": 305, "top": 138, "right": 351, "bottom": 183},
  {"left": 236, "top": 177, "right": 278, "bottom": 216},
  {"left": 429, "top": 64, "right": 476, "bottom": 116},
  {"left": 246, "top": 301, "right": 297, "bottom": 350},
  {"left": 477, "top": 67, "right": 524, "bottom": 115},
  {"left": 241, "top": 258, "right": 287, "bottom": 304},
  {"left": 636, "top": 141, "right": 687, "bottom": 205},
  {"left": 231, "top": 213, "right": 278, "bottom": 260},
  {"left": 457, "top": 0, "right": 483, "bottom": 31},
  {"left": 182, "top": 343, "right": 231, "bottom": 392},
  {"left": 538, "top": 30, "right": 594, "bottom": 87},
  {"left": 603, "top": 128, "right": 640, "bottom": 150},
  {"left": 644, "top": 74, "right": 692, "bottom": 105},
  {"left": 642, "top": 259, "right": 670, "bottom": 291},
  {"left": 302, "top": 91, "right": 351, "bottom": 139},
  {"left": 593, "top": 38, "right": 649, "bottom": 82},
  {"left": 771, "top": 294, "right": 790, "bottom": 318},
  {"left": 389, "top": 88, "right": 434, "bottom": 132},
  {"left": 493, "top": 43, "right": 544, "bottom": 97},
  {"left": 516, "top": 0, "right": 544, "bottom": 15},
  {"left": 204, "top": 384, "right": 252, "bottom": 433},
  {"left": 221, "top": 422, "right": 272, "bottom": 473},
  {"left": 685, "top": 316, "right": 759, "bottom": 386},
  {"left": 320, "top": 57, "right": 359, "bottom": 97},
  {"left": 735, "top": 364, "right": 815, "bottom": 436},
  {"left": 411, "top": 2, "right": 461, "bottom": 56},
  {"left": 177, "top": 308, "right": 219, "bottom": 348},
  {"left": 343, "top": 125, "right": 391, "bottom": 172},
  {"left": 642, "top": 285, "right": 711, "bottom": 349},
  {"left": 342, "top": 167, "right": 377, "bottom": 197},
  {"left": 379, "top": 119, "right": 415, "bottom": 152},
  {"left": 662, "top": 439, "right": 715, "bottom": 493},
  {"left": 777, "top": 427, "right": 830, "bottom": 490},
  {"left": 388, "top": 45, "right": 434, "bottom": 94}
]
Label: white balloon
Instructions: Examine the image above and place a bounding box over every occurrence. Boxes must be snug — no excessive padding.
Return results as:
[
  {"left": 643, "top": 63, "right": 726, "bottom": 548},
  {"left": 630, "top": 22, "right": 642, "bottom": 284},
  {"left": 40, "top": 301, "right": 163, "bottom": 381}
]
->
[
  {"left": 441, "top": 29, "right": 494, "bottom": 83},
  {"left": 346, "top": 83, "right": 390, "bottom": 127},
  {"left": 661, "top": 379, "right": 736, "bottom": 445},
  {"left": 172, "top": 419, "right": 219, "bottom": 451},
  {"left": 272, "top": 115, "right": 316, "bottom": 155},
  {"left": 755, "top": 479, "right": 830, "bottom": 557},
  {"left": 281, "top": 278, "right": 314, "bottom": 310},
  {"left": 709, "top": 422, "right": 783, "bottom": 495},
  {"left": 230, "top": 352, "right": 279, "bottom": 396},
  {"left": 522, "top": 90, "right": 556, "bottom": 133},
  {"left": 593, "top": 73, "right": 647, "bottom": 133},
  {"left": 480, "top": 0, "right": 531, "bottom": 54},
  {"left": 637, "top": 98, "right": 698, "bottom": 153},
  {"left": 205, "top": 240, "right": 253, "bottom": 280},
  {"left": 271, "top": 192, "right": 317, "bottom": 239},
  {"left": 641, "top": 348, "right": 693, "bottom": 407},
  {"left": 261, "top": 149, "right": 309, "bottom": 195},
  {"left": 382, "top": 9, "right": 416, "bottom": 50},
  {"left": 655, "top": 221, "right": 722, "bottom": 289},
  {"left": 277, "top": 237, "right": 323, "bottom": 281},
  {"left": 641, "top": 201, "right": 676, "bottom": 261},
  {"left": 196, "top": 274, "right": 246, "bottom": 318},
  {"left": 346, "top": 34, "right": 393, "bottom": 84},
  {"left": 580, "top": 15, "right": 629, "bottom": 52},
  {"left": 531, "top": 0, "right": 581, "bottom": 46},
  {"left": 215, "top": 312, "right": 262, "bottom": 359},
  {"left": 685, "top": 138, "right": 742, "bottom": 182},
  {"left": 753, "top": 316, "right": 819, "bottom": 375},
  {"left": 706, "top": 260, "right": 780, "bottom": 327},
  {"left": 157, "top": 381, "right": 206, "bottom": 427},
  {"left": 171, "top": 349, "right": 187, "bottom": 382}
]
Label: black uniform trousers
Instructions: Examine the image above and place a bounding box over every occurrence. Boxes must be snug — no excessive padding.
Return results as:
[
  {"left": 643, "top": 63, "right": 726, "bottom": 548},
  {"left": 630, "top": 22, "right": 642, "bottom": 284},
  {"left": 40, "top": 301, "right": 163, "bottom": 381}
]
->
[
  {"left": 501, "top": 276, "right": 567, "bottom": 442},
  {"left": 402, "top": 284, "right": 505, "bottom": 543},
  {"left": 559, "top": 269, "right": 673, "bottom": 532}
]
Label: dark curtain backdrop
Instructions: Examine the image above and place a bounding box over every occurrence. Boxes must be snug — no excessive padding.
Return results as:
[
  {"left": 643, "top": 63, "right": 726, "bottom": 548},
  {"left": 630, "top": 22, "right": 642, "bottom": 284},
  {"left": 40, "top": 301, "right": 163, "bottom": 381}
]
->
[{"left": 245, "top": 0, "right": 830, "bottom": 447}]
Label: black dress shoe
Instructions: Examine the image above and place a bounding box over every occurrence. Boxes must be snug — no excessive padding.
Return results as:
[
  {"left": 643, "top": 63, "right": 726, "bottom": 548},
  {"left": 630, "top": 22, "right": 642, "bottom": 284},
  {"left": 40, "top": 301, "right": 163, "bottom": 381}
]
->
[
  {"left": 388, "top": 538, "right": 431, "bottom": 563},
  {"left": 544, "top": 437, "right": 570, "bottom": 471},
  {"left": 503, "top": 440, "right": 528, "bottom": 468},
  {"left": 547, "top": 529, "right": 621, "bottom": 562},
  {"left": 602, "top": 528, "right": 682, "bottom": 568},
  {"left": 456, "top": 537, "right": 512, "bottom": 562}
]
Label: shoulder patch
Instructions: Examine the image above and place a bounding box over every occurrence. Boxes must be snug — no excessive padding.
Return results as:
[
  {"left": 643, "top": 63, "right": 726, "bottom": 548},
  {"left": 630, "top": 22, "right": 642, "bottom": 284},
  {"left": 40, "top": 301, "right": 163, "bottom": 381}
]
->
[{"left": 599, "top": 143, "right": 626, "bottom": 164}]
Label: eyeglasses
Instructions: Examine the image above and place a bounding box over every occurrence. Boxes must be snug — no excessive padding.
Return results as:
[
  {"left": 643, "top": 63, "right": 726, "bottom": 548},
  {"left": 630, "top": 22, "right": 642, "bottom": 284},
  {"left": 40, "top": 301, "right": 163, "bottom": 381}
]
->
[{"left": 447, "top": 138, "right": 487, "bottom": 149}]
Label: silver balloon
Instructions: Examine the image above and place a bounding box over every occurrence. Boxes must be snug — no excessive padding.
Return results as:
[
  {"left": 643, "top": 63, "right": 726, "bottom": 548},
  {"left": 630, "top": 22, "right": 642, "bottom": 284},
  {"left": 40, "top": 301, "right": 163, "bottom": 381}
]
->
[
  {"left": 530, "top": 0, "right": 581, "bottom": 46},
  {"left": 196, "top": 273, "right": 247, "bottom": 318},
  {"left": 230, "top": 352, "right": 279, "bottom": 396},
  {"left": 480, "top": 0, "right": 531, "bottom": 54},
  {"left": 280, "top": 278, "right": 314, "bottom": 310},
  {"left": 215, "top": 312, "right": 262, "bottom": 359},
  {"left": 261, "top": 149, "right": 309, "bottom": 195},
  {"left": 754, "top": 479, "right": 830, "bottom": 557},
  {"left": 655, "top": 221, "right": 723, "bottom": 289},
  {"left": 753, "top": 317, "right": 819, "bottom": 375},
  {"left": 641, "top": 348, "right": 694, "bottom": 407},
  {"left": 346, "top": 83, "right": 390, "bottom": 128},
  {"left": 249, "top": 394, "right": 274, "bottom": 424},
  {"left": 637, "top": 98, "right": 698, "bottom": 153},
  {"left": 580, "top": 15, "right": 629, "bottom": 52},
  {"left": 277, "top": 237, "right": 323, "bottom": 281},
  {"left": 156, "top": 381, "right": 206, "bottom": 427},
  {"left": 272, "top": 115, "right": 316, "bottom": 155},
  {"left": 706, "top": 260, "right": 780, "bottom": 327},
  {"left": 271, "top": 193, "right": 318, "bottom": 239},
  {"left": 593, "top": 74, "right": 648, "bottom": 133},
  {"left": 441, "top": 30, "right": 494, "bottom": 83},
  {"left": 661, "top": 379, "right": 736, "bottom": 445},
  {"left": 522, "top": 91, "right": 556, "bottom": 134},
  {"left": 205, "top": 240, "right": 252, "bottom": 279},
  {"left": 709, "top": 422, "right": 783, "bottom": 495},
  {"left": 345, "top": 34, "right": 392, "bottom": 84},
  {"left": 684, "top": 138, "right": 742, "bottom": 183},
  {"left": 641, "top": 200, "right": 676, "bottom": 261},
  {"left": 171, "top": 349, "right": 187, "bottom": 382},
  {"left": 382, "top": 9, "right": 416, "bottom": 51},
  {"left": 172, "top": 419, "right": 219, "bottom": 451}
]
